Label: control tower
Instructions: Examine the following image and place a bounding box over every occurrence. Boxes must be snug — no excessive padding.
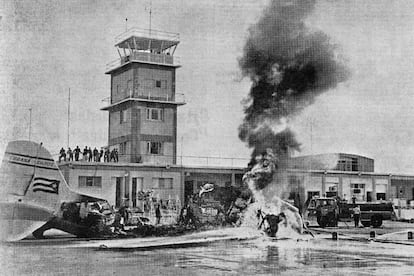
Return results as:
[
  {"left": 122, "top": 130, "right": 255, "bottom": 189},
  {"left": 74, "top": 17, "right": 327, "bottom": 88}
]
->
[{"left": 102, "top": 28, "right": 185, "bottom": 164}]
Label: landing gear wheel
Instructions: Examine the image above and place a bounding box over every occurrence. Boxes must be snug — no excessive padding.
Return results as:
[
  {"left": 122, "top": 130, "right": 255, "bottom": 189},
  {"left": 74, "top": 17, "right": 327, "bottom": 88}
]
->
[
  {"left": 317, "top": 216, "right": 327, "bottom": 228},
  {"left": 371, "top": 216, "right": 383, "bottom": 228}
]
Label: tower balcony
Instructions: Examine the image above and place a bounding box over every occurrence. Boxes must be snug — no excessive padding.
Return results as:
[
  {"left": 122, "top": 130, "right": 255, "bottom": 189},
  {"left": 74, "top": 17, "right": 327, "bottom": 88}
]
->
[
  {"left": 100, "top": 92, "right": 186, "bottom": 110},
  {"left": 106, "top": 28, "right": 181, "bottom": 73},
  {"left": 105, "top": 53, "right": 181, "bottom": 73}
]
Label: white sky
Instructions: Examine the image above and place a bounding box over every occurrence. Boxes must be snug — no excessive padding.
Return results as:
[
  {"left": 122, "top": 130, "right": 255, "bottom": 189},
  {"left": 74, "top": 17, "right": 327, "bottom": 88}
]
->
[{"left": 1, "top": 0, "right": 414, "bottom": 173}]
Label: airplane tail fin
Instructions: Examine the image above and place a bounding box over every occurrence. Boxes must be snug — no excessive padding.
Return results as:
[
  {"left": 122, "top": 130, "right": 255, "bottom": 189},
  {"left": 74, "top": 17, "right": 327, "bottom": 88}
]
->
[
  {"left": 0, "top": 141, "right": 63, "bottom": 211},
  {"left": 0, "top": 140, "right": 104, "bottom": 241}
]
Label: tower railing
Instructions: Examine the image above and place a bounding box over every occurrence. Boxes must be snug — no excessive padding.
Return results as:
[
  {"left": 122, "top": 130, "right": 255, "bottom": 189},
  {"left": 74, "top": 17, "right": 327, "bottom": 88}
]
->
[
  {"left": 105, "top": 52, "right": 180, "bottom": 72},
  {"left": 54, "top": 152, "right": 249, "bottom": 168},
  {"left": 101, "top": 92, "right": 185, "bottom": 108},
  {"left": 115, "top": 28, "right": 180, "bottom": 44}
]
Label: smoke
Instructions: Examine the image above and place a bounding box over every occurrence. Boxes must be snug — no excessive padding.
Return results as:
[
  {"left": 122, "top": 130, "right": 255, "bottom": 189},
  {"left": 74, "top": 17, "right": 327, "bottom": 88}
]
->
[{"left": 239, "top": 0, "right": 349, "bottom": 163}]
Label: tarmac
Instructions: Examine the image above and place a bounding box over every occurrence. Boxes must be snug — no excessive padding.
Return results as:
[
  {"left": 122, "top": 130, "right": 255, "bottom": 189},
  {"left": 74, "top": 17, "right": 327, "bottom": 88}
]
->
[{"left": 309, "top": 220, "right": 414, "bottom": 245}]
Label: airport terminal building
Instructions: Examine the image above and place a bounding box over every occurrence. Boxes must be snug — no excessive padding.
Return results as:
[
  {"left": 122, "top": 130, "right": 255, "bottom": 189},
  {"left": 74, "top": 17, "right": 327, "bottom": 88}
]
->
[{"left": 58, "top": 28, "right": 414, "bottom": 208}]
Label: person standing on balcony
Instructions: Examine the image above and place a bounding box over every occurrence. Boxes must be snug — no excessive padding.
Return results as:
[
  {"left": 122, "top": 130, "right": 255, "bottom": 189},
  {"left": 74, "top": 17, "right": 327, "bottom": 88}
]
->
[
  {"left": 98, "top": 148, "right": 104, "bottom": 162},
  {"left": 67, "top": 147, "right": 73, "bottom": 162},
  {"left": 114, "top": 148, "right": 119, "bottom": 162},
  {"left": 83, "top": 146, "right": 88, "bottom": 161},
  {"left": 93, "top": 147, "right": 99, "bottom": 162},
  {"left": 74, "top": 146, "right": 81, "bottom": 161},
  {"left": 88, "top": 147, "right": 93, "bottom": 162},
  {"left": 104, "top": 148, "right": 110, "bottom": 162},
  {"left": 59, "top": 148, "right": 66, "bottom": 162},
  {"left": 110, "top": 149, "right": 116, "bottom": 162}
]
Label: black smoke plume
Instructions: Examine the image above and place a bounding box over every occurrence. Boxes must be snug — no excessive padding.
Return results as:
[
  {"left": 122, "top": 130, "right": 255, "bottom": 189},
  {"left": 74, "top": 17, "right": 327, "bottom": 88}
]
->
[{"left": 239, "top": 0, "right": 349, "bottom": 166}]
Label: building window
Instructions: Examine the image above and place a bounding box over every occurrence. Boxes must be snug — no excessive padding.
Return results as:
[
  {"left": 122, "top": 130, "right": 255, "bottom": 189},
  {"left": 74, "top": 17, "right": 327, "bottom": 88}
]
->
[
  {"left": 351, "top": 183, "right": 365, "bottom": 189},
  {"left": 147, "top": 141, "right": 162, "bottom": 155},
  {"left": 337, "top": 158, "right": 359, "bottom": 171},
  {"left": 152, "top": 178, "right": 173, "bottom": 189},
  {"left": 119, "top": 142, "right": 127, "bottom": 155},
  {"left": 154, "top": 80, "right": 167, "bottom": 89},
  {"left": 376, "top": 193, "right": 386, "bottom": 200},
  {"left": 79, "top": 176, "right": 102, "bottom": 188},
  {"left": 351, "top": 158, "right": 358, "bottom": 171},
  {"left": 351, "top": 183, "right": 365, "bottom": 200},
  {"left": 146, "top": 108, "right": 164, "bottom": 121},
  {"left": 120, "top": 110, "right": 127, "bottom": 124}
]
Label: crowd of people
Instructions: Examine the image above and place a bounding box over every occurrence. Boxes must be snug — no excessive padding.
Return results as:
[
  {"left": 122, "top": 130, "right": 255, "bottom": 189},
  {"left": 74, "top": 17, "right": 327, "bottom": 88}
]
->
[{"left": 58, "top": 146, "right": 119, "bottom": 163}]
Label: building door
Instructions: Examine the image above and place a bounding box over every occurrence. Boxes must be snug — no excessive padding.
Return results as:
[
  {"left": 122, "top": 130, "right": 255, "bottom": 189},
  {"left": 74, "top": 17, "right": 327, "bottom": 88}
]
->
[
  {"left": 366, "top": 191, "right": 372, "bottom": 202},
  {"left": 124, "top": 177, "right": 130, "bottom": 205},
  {"left": 115, "top": 177, "right": 122, "bottom": 208},
  {"left": 184, "top": 180, "right": 194, "bottom": 203},
  {"left": 132, "top": 178, "right": 137, "bottom": 208}
]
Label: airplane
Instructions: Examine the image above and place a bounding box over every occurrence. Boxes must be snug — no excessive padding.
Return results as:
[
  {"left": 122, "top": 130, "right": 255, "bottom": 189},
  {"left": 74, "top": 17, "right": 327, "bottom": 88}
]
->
[{"left": 0, "top": 140, "right": 114, "bottom": 241}]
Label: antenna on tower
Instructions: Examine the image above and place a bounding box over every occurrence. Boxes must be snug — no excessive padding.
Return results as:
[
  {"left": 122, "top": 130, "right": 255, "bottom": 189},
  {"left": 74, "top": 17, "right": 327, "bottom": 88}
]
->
[
  {"left": 145, "top": 0, "right": 153, "bottom": 36},
  {"left": 28, "top": 108, "right": 32, "bottom": 141}
]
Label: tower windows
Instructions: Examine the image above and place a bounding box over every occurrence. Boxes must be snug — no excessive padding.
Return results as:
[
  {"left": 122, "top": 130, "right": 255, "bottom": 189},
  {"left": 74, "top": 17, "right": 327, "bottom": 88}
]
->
[
  {"left": 119, "top": 142, "right": 127, "bottom": 155},
  {"left": 147, "top": 141, "right": 162, "bottom": 155},
  {"left": 79, "top": 176, "right": 102, "bottom": 188},
  {"left": 143, "top": 79, "right": 167, "bottom": 89},
  {"left": 146, "top": 108, "right": 164, "bottom": 121},
  {"left": 120, "top": 109, "right": 127, "bottom": 124}
]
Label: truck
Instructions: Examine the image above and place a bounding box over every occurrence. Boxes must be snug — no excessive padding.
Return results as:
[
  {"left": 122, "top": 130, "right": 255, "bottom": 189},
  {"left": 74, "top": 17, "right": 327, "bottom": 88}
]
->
[{"left": 306, "top": 197, "right": 395, "bottom": 228}]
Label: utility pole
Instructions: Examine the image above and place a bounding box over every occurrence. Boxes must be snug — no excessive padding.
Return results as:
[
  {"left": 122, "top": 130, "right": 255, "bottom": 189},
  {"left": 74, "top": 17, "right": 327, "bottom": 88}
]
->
[
  {"left": 67, "top": 88, "right": 70, "bottom": 148},
  {"left": 310, "top": 117, "right": 313, "bottom": 171},
  {"left": 125, "top": 17, "right": 128, "bottom": 32},
  {"left": 28, "top": 108, "right": 32, "bottom": 141},
  {"left": 180, "top": 136, "right": 183, "bottom": 166}
]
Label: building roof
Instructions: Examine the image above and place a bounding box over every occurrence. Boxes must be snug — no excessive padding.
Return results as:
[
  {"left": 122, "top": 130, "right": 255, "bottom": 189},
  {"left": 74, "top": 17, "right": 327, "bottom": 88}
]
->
[{"left": 114, "top": 28, "right": 180, "bottom": 51}]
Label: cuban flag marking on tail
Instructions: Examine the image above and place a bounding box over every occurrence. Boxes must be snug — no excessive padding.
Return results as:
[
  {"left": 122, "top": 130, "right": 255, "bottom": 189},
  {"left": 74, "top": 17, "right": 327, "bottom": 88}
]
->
[{"left": 32, "top": 177, "right": 60, "bottom": 194}]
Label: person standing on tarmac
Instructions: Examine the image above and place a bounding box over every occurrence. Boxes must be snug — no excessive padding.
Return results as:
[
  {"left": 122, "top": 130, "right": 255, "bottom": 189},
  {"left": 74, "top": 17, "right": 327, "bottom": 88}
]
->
[
  {"left": 353, "top": 205, "right": 361, "bottom": 227},
  {"left": 155, "top": 204, "right": 162, "bottom": 224}
]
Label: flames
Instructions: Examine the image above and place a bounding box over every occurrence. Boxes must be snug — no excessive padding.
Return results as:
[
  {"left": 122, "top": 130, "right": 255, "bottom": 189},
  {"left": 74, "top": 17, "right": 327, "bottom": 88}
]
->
[{"left": 236, "top": 0, "right": 349, "bottom": 236}]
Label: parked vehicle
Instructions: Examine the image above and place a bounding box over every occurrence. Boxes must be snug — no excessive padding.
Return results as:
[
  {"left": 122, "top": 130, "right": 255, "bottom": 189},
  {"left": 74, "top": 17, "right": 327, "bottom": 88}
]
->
[{"left": 306, "top": 197, "right": 395, "bottom": 228}]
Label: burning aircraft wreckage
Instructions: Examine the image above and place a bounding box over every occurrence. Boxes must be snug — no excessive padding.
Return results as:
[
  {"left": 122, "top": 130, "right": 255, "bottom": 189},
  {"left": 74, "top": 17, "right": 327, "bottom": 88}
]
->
[
  {"left": 0, "top": 141, "right": 305, "bottom": 242},
  {"left": 1, "top": 0, "right": 348, "bottom": 243}
]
